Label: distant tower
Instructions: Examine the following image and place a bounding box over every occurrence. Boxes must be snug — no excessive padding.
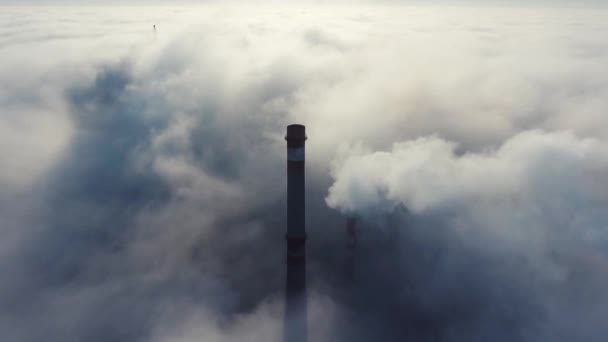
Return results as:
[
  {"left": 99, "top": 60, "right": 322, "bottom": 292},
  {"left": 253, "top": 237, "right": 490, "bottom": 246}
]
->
[
  {"left": 345, "top": 216, "right": 358, "bottom": 281},
  {"left": 285, "top": 124, "right": 307, "bottom": 342}
]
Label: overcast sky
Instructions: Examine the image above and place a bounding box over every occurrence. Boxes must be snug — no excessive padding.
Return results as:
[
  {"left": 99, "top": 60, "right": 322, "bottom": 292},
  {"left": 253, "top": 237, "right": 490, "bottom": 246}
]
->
[{"left": 1, "top": 0, "right": 607, "bottom": 7}]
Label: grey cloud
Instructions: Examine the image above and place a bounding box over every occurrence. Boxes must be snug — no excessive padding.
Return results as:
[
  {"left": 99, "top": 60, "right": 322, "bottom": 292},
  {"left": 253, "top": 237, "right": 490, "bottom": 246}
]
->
[
  {"left": 327, "top": 131, "right": 608, "bottom": 341},
  {"left": 2, "top": 5, "right": 608, "bottom": 342}
]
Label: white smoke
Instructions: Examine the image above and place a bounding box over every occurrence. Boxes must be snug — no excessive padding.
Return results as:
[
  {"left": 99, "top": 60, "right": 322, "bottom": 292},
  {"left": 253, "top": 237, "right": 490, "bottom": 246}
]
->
[
  {"left": 327, "top": 130, "right": 608, "bottom": 216},
  {"left": 326, "top": 130, "right": 608, "bottom": 340}
]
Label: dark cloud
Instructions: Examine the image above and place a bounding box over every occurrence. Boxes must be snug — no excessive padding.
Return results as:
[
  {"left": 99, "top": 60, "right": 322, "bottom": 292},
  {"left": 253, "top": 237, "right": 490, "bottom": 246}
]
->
[{"left": 327, "top": 132, "right": 608, "bottom": 341}]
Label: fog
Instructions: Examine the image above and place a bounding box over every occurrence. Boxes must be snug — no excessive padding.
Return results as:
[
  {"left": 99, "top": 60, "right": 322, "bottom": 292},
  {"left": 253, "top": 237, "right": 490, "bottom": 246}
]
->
[{"left": 1, "top": 5, "right": 608, "bottom": 342}]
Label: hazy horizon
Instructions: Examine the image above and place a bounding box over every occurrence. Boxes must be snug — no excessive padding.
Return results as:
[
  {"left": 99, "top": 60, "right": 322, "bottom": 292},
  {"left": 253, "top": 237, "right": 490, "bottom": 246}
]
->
[{"left": 1, "top": 1, "right": 608, "bottom": 7}]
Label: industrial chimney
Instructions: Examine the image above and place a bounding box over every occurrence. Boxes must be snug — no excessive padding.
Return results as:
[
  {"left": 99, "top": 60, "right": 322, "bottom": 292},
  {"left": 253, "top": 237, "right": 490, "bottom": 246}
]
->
[
  {"left": 344, "top": 216, "right": 357, "bottom": 282},
  {"left": 285, "top": 124, "right": 307, "bottom": 342}
]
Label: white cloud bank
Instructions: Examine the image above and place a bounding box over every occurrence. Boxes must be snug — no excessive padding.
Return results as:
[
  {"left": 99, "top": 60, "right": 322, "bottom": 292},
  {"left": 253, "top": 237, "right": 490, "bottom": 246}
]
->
[
  {"left": 1, "top": 4, "right": 608, "bottom": 342},
  {"left": 326, "top": 130, "right": 608, "bottom": 340},
  {"left": 327, "top": 131, "right": 608, "bottom": 215}
]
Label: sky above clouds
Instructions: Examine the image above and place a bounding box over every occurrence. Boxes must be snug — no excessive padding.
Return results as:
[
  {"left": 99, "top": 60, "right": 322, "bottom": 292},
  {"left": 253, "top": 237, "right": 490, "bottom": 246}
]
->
[
  {"left": 2, "top": 4, "right": 608, "bottom": 342},
  {"left": 1, "top": 0, "right": 608, "bottom": 6}
]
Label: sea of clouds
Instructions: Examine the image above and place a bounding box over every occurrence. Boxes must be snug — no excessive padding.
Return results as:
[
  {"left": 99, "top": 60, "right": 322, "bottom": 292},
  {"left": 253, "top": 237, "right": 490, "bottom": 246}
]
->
[{"left": 2, "top": 5, "right": 608, "bottom": 342}]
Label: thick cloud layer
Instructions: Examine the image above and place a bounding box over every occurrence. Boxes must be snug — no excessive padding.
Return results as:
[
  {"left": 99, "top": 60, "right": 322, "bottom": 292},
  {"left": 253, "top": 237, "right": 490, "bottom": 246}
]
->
[
  {"left": 1, "top": 5, "right": 608, "bottom": 342},
  {"left": 327, "top": 131, "right": 608, "bottom": 340}
]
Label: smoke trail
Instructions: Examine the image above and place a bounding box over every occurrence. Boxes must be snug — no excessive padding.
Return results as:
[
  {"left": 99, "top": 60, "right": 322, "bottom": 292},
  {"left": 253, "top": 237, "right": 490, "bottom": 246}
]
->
[{"left": 326, "top": 131, "right": 608, "bottom": 341}]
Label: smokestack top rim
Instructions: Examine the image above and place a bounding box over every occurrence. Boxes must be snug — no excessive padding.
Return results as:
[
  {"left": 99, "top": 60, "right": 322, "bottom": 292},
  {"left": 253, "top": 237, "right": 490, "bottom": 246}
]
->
[{"left": 285, "top": 124, "right": 307, "bottom": 142}]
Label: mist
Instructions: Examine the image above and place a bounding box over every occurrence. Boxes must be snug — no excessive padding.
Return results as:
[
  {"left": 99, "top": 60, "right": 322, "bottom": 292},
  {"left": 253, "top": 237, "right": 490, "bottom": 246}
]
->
[{"left": 1, "top": 4, "right": 608, "bottom": 342}]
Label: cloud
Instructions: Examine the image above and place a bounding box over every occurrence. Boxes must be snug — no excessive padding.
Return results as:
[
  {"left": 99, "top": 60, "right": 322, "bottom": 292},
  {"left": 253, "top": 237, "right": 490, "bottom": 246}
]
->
[
  {"left": 1, "top": 4, "right": 608, "bottom": 342},
  {"left": 327, "top": 131, "right": 608, "bottom": 214},
  {"left": 326, "top": 131, "right": 608, "bottom": 340}
]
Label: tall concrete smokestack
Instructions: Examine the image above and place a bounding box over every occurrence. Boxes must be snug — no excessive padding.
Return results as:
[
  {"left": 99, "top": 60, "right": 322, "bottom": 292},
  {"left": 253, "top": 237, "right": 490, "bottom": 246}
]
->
[
  {"left": 285, "top": 124, "right": 307, "bottom": 342},
  {"left": 344, "top": 216, "right": 357, "bottom": 282}
]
